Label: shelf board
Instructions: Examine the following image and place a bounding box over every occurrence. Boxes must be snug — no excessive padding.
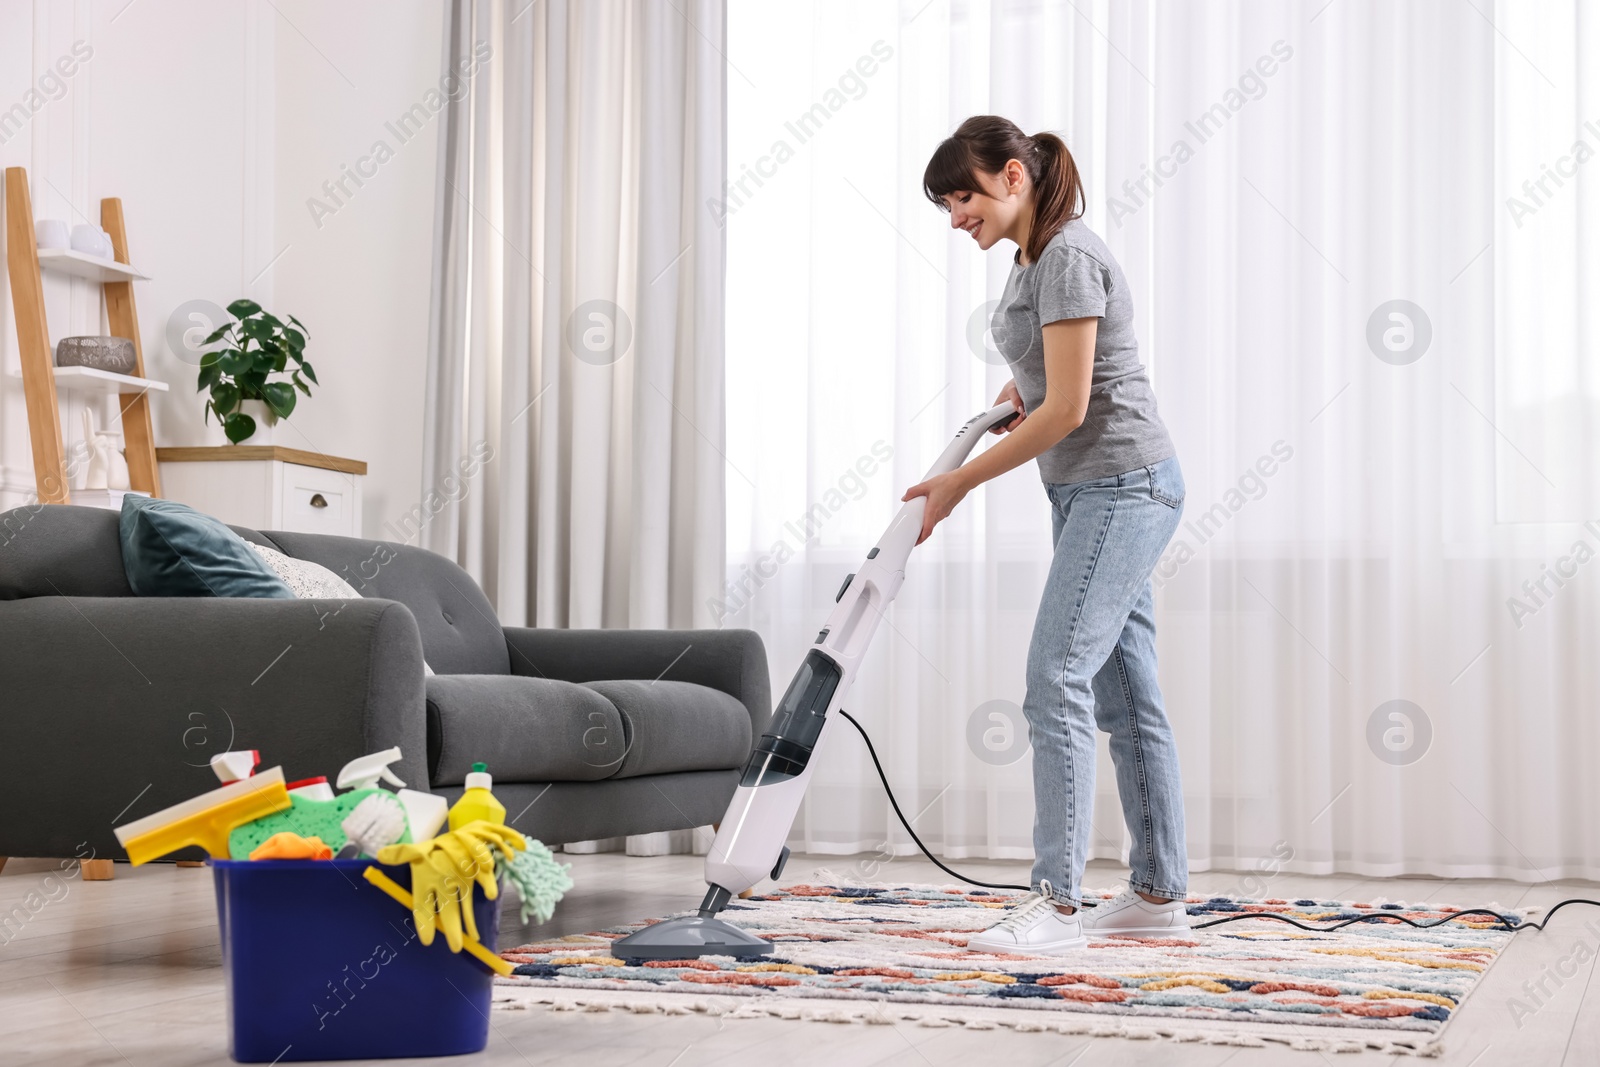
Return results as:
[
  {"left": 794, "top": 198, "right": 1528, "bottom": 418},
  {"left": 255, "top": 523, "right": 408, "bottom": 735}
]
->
[
  {"left": 72, "top": 488, "right": 151, "bottom": 511},
  {"left": 8, "top": 364, "right": 170, "bottom": 395},
  {"left": 56, "top": 365, "right": 168, "bottom": 394},
  {"left": 37, "top": 247, "right": 150, "bottom": 282}
]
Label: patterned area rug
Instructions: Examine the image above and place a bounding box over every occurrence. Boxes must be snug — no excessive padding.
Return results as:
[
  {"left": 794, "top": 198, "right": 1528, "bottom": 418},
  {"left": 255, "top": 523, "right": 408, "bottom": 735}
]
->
[{"left": 493, "top": 883, "right": 1527, "bottom": 1055}]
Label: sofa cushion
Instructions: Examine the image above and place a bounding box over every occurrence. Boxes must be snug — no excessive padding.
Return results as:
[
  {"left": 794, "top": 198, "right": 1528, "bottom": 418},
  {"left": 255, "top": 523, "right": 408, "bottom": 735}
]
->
[
  {"left": 0, "top": 504, "right": 502, "bottom": 674},
  {"left": 425, "top": 675, "right": 754, "bottom": 786},
  {"left": 256, "top": 531, "right": 509, "bottom": 675},
  {"left": 0, "top": 504, "right": 136, "bottom": 599},
  {"left": 119, "top": 496, "right": 293, "bottom": 599},
  {"left": 583, "top": 680, "right": 753, "bottom": 779},
  {"left": 426, "top": 675, "right": 628, "bottom": 785}
]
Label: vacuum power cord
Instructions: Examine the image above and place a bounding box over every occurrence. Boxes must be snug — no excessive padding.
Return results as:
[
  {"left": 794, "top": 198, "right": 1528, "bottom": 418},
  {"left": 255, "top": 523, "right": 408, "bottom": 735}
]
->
[
  {"left": 838, "top": 708, "right": 1028, "bottom": 892},
  {"left": 1190, "top": 899, "right": 1600, "bottom": 934},
  {"left": 837, "top": 708, "right": 1600, "bottom": 935}
]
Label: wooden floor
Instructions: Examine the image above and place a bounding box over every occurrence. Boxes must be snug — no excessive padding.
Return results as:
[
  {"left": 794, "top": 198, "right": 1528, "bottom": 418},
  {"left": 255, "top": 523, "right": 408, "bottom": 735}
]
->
[{"left": 1, "top": 851, "right": 1597, "bottom": 1065}]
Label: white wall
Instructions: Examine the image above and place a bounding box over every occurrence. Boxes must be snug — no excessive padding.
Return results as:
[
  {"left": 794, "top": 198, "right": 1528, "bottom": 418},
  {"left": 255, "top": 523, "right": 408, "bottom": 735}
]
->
[
  {"left": 270, "top": 0, "right": 445, "bottom": 537},
  {"left": 0, "top": 0, "right": 444, "bottom": 538}
]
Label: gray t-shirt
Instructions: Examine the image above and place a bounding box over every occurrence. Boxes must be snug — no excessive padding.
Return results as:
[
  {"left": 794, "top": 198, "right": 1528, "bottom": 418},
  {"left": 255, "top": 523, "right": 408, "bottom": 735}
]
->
[{"left": 993, "top": 219, "right": 1174, "bottom": 483}]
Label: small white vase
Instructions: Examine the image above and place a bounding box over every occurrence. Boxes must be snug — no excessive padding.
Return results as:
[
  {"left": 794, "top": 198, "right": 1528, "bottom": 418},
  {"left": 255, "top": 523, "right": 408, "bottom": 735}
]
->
[
  {"left": 35, "top": 219, "right": 69, "bottom": 250},
  {"left": 236, "top": 399, "right": 279, "bottom": 445}
]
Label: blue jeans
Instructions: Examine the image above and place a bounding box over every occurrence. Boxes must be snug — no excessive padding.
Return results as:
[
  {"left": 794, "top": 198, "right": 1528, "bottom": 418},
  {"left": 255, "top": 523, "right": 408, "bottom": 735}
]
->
[{"left": 1024, "top": 455, "right": 1187, "bottom": 907}]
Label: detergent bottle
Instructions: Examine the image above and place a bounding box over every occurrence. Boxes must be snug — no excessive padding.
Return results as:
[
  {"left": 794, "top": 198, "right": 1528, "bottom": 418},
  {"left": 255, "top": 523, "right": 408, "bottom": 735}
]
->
[{"left": 448, "top": 762, "right": 506, "bottom": 830}]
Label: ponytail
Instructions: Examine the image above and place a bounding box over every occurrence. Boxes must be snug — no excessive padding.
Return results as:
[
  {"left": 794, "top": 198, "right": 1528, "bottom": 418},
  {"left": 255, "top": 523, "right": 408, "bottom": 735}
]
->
[
  {"left": 1023, "top": 131, "right": 1084, "bottom": 264},
  {"left": 923, "top": 116, "right": 1085, "bottom": 263}
]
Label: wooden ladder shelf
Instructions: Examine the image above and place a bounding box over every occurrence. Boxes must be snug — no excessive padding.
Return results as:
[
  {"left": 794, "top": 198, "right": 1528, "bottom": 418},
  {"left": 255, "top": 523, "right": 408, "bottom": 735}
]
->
[{"left": 4, "top": 166, "right": 160, "bottom": 503}]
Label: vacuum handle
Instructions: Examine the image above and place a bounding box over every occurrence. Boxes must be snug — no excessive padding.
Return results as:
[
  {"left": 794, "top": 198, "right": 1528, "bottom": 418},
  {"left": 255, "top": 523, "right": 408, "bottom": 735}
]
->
[
  {"left": 832, "top": 403, "right": 1017, "bottom": 617},
  {"left": 920, "top": 401, "right": 1024, "bottom": 480}
]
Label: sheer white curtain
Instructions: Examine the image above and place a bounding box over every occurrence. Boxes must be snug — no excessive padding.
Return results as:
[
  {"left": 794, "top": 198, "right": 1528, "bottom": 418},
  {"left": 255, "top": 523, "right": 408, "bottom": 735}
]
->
[{"left": 725, "top": 0, "right": 1600, "bottom": 881}]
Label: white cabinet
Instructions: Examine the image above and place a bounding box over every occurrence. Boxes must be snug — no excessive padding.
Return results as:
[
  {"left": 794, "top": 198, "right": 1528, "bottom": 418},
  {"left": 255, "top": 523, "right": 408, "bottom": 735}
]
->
[
  {"left": 157, "top": 446, "right": 366, "bottom": 537},
  {"left": 278, "top": 462, "right": 357, "bottom": 535}
]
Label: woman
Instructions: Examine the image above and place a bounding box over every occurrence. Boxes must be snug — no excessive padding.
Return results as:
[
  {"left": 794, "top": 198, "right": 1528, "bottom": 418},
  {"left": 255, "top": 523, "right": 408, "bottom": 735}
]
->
[{"left": 904, "top": 115, "right": 1188, "bottom": 954}]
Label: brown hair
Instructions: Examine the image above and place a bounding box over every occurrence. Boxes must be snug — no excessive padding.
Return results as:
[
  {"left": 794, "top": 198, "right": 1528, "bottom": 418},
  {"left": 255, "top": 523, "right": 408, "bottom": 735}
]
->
[{"left": 923, "top": 115, "right": 1084, "bottom": 265}]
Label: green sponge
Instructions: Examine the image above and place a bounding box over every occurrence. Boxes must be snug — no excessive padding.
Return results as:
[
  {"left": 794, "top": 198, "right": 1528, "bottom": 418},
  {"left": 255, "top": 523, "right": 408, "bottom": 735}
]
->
[{"left": 229, "top": 789, "right": 413, "bottom": 858}]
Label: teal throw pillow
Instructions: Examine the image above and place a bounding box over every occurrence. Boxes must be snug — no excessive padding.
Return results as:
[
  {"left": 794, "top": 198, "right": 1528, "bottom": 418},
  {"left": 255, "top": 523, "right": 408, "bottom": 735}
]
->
[{"left": 119, "top": 496, "right": 294, "bottom": 599}]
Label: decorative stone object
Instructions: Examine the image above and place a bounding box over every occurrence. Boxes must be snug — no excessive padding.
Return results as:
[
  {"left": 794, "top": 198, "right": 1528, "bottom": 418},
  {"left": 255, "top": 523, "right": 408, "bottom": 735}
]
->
[{"left": 55, "top": 335, "right": 137, "bottom": 374}]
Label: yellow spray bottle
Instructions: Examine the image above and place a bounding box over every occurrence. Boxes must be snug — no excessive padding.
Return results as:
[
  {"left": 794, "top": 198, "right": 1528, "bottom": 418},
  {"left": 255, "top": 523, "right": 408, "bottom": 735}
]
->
[{"left": 448, "top": 761, "right": 505, "bottom": 830}]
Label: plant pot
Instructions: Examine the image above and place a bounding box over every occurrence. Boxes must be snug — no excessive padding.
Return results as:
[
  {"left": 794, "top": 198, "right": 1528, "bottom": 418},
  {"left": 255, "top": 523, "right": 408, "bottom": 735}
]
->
[{"left": 235, "top": 399, "right": 279, "bottom": 446}]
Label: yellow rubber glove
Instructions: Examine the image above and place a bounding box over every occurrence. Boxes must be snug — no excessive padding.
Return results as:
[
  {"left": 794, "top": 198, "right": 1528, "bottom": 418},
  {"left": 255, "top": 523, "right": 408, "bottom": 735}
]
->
[
  {"left": 376, "top": 822, "right": 526, "bottom": 952},
  {"left": 431, "top": 833, "right": 495, "bottom": 944},
  {"left": 455, "top": 820, "right": 525, "bottom": 861},
  {"left": 379, "top": 837, "right": 472, "bottom": 950},
  {"left": 422, "top": 848, "right": 468, "bottom": 951},
  {"left": 440, "top": 823, "right": 526, "bottom": 942}
]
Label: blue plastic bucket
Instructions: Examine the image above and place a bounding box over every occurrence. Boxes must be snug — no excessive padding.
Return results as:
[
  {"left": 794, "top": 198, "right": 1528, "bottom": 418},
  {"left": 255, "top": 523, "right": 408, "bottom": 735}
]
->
[{"left": 212, "top": 858, "right": 499, "bottom": 1062}]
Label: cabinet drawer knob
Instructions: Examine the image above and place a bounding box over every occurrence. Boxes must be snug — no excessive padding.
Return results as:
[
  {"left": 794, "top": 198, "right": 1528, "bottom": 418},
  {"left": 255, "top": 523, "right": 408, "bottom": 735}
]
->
[{"left": 309, "top": 493, "right": 329, "bottom": 508}]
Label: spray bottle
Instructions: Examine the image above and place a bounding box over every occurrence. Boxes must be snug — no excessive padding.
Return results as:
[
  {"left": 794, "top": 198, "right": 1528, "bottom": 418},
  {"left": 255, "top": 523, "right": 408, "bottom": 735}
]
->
[
  {"left": 448, "top": 762, "right": 506, "bottom": 830},
  {"left": 336, "top": 747, "right": 407, "bottom": 792}
]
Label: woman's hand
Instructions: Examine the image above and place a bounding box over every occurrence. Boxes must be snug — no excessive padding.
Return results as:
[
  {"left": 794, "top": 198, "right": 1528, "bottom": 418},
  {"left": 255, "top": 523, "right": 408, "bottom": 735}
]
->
[
  {"left": 991, "top": 380, "right": 1026, "bottom": 433},
  {"left": 901, "top": 470, "right": 971, "bottom": 545}
]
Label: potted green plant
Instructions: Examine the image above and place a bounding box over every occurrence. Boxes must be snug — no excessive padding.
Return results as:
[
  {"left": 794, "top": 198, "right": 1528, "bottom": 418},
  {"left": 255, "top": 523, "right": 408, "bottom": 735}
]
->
[{"left": 197, "top": 299, "right": 318, "bottom": 444}]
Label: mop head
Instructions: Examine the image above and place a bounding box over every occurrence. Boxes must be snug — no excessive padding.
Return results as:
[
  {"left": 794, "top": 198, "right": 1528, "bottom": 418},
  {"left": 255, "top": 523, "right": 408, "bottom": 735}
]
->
[{"left": 494, "top": 840, "right": 573, "bottom": 925}]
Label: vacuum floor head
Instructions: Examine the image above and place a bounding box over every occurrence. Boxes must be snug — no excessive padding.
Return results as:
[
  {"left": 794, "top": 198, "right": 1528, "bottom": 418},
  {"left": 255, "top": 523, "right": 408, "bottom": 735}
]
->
[{"left": 611, "top": 915, "right": 772, "bottom": 960}]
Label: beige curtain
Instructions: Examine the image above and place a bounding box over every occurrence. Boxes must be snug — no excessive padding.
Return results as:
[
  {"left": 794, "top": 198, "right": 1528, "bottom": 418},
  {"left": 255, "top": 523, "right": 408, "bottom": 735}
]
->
[{"left": 422, "top": 0, "right": 727, "bottom": 631}]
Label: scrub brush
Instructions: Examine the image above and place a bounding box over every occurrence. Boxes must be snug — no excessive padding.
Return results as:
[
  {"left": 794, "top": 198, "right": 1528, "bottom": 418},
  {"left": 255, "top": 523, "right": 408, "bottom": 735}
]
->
[{"left": 336, "top": 792, "right": 409, "bottom": 858}]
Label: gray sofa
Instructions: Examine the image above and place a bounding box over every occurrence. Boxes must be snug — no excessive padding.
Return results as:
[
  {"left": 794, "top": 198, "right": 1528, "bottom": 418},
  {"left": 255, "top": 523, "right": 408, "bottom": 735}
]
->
[{"left": 0, "top": 504, "right": 770, "bottom": 863}]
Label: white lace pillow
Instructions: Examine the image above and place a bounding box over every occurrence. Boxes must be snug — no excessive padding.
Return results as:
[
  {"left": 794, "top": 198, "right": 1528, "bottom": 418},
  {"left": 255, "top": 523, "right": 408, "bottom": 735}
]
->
[
  {"left": 247, "top": 541, "right": 436, "bottom": 675},
  {"left": 247, "top": 541, "right": 361, "bottom": 599}
]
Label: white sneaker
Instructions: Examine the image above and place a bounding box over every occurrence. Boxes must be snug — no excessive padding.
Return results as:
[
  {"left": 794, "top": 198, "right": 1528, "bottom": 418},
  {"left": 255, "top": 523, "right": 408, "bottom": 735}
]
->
[
  {"left": 965, "top": 880, "right": 1087, "bottom": 955},
  {"left": 1080, "top": 888, "right": 1190, "bottom": 937}
]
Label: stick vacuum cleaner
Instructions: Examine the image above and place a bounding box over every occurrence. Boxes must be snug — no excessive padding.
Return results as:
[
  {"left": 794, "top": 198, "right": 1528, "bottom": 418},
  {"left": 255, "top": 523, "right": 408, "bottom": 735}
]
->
[{"left": 613, "top": 402, "right": 1022, "bottom": 959}]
